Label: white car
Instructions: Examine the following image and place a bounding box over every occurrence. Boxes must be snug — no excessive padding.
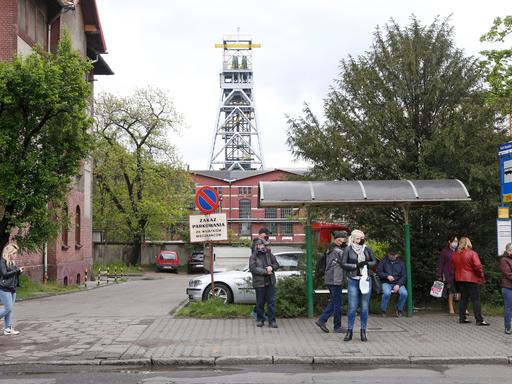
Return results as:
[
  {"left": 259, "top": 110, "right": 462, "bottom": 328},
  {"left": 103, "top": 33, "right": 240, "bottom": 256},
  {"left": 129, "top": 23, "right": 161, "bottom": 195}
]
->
[{"left": 186, "top": 251, "right": 303, "bottom": 304}]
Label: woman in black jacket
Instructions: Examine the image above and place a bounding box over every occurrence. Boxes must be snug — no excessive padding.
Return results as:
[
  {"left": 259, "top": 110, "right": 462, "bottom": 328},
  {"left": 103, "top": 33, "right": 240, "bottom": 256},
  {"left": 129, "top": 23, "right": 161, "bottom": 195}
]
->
[
  {"left": 0, "top": 243, "right": 24, "bottom": 335},
  {"left": 341, "top": 229, "right": 376, "bottom": 342}
]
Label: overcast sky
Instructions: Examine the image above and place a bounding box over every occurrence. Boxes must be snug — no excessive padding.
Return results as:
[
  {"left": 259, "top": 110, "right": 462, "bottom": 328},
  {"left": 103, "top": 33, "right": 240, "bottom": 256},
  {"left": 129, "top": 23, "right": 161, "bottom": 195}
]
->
[{"left": 94, "top": 0, "right": 507, "bottom": 170}]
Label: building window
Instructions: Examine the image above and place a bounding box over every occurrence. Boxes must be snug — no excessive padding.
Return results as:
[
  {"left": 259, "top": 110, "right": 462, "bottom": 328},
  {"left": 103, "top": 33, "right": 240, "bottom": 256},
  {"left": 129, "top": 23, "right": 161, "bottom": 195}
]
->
[
  {"left": 75, "top": 205, "right": 81, "bottom": 246},
  {"left": 265, "top": 208, "right": 277, "bottom": 235},
  {"left": 239, "top": 199, "right": 251, "bottom": 218},
  {"left": 18, "top": 0, "right": 47, "bottom": 48},
  {"left": 61, "top": 204, "right": 68, "bottom": 247},
  {"left": 240, "top": 222, "right": 251, "bottom": 236},
  {"left": 238, "top": 187, "right": 252, "bottom": 195},
  {"left": 280, "top": 208, "right": 293, "bottom": 236}
]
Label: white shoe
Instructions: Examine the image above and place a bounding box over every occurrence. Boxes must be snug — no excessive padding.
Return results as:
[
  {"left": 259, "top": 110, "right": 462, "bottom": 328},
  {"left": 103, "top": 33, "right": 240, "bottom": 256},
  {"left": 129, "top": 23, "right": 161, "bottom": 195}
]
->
[{"left": 3, "top": 327, "right": 20, "bottom": 335}]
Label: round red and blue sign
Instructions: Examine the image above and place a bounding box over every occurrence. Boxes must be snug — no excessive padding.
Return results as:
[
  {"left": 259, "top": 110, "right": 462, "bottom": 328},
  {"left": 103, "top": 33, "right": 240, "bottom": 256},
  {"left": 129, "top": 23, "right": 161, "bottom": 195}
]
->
[{"left": 195, "top": 186, "right": 220, "bottom": 214}]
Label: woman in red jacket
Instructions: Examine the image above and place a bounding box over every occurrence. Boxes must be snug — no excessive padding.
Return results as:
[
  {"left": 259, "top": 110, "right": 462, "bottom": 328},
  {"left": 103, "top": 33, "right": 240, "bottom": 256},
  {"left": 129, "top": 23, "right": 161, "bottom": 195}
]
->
[{"left": 451, "top": 237, "right": 489, "bottom": 326}]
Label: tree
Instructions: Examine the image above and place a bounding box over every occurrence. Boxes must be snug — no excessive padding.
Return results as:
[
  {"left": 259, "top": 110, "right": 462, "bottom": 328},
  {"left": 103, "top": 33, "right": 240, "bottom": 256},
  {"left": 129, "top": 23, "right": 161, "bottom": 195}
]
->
[
  {"left": 480, "top": 16, "right": 512, "bottom": 115},
  {"left": 0, "top": 33, "right": 93, "bottom": 251},
  {"left": 93, "top": 88, "right": 193, "bottom": 265},
  {"left": 287, "top": 17, "right": 507, "bottom": 299}
]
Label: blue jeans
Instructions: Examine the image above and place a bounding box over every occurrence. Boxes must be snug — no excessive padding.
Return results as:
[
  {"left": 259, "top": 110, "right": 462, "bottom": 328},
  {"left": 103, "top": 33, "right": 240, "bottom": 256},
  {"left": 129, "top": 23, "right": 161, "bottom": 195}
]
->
[
  {"left": 380, "top": 283, "right": 408, "bottom": 313},
  {"left": 318, "top": 284, "right": 343, "bottom": 330},
  {"left": 502, "top": 287, "right": 512, "bottom": 330},
  {"left": 347, "top": 277, "right": 371, "bottom": 330},
  {"left": 255, "top": 285, "right": 275, "bottom": 323},
  {"left": 0, "top": 290, "right": 16, "bottom": 328}
]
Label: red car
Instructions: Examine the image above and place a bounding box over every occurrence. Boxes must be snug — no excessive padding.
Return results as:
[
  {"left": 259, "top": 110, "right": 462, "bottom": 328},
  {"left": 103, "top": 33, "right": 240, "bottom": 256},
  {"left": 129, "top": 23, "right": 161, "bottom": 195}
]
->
[{"left": 156, "top": 250, "right": 180, "bottom": 272}]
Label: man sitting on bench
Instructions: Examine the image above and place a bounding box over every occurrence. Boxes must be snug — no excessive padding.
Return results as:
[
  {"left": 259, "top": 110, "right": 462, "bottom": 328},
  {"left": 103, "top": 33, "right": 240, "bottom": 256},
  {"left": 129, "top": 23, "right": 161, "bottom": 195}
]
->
[{"left": 376, "top": 246, "right": 408, "bottom": 317}]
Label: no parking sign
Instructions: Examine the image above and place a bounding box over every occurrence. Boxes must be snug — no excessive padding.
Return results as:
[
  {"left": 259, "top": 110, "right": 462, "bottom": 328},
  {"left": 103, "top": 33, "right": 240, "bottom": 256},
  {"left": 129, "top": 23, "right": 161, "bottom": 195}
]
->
[{"left": 195, "top": 186, "right": 220, "bottom": 214}]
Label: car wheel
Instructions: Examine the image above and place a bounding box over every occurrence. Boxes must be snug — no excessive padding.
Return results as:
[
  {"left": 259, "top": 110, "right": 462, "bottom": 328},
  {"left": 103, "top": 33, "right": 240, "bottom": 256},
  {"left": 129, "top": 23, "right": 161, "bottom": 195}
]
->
[{"left": 202, "top": 283, "right": 233, "bottom": 304}]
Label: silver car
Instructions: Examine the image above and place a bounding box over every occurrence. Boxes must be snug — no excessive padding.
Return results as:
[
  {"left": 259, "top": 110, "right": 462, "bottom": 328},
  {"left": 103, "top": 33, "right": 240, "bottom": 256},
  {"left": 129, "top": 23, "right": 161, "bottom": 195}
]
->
[{"left": 186, "top": 251, "right": 303, "bottom": 304}]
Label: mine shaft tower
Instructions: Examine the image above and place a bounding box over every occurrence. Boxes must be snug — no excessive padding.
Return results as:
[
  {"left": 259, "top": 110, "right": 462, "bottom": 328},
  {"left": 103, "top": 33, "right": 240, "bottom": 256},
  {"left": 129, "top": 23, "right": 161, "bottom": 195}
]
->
[{"left": 208, "top": 35, "right": 264, "bottom": 170}]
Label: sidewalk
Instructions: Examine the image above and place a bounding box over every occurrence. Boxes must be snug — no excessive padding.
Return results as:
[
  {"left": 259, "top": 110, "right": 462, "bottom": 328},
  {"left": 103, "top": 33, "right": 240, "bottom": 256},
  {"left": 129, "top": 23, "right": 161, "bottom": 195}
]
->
[{"left": 1, "top": 311, "right": 511, "bottom": 367}]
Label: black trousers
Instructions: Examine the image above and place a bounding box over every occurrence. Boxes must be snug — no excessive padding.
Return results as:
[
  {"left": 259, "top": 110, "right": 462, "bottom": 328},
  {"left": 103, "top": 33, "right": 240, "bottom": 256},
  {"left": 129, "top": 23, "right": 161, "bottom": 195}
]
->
[{"left": 458, "top": 281, "right": 483, "bottom": 322}]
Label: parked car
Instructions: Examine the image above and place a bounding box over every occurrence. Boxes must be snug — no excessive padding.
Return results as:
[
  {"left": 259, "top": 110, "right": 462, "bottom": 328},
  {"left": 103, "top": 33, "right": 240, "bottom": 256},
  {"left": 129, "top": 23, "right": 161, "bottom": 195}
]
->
[
  {"left": 156, "top": 250, "right": 180, "bottom": 272},
  {"left": 186, "top": 251, "right": 303, "bottom": 304},
  {"left": 187, "top": 252, "right": 205, "bottom": 273}
]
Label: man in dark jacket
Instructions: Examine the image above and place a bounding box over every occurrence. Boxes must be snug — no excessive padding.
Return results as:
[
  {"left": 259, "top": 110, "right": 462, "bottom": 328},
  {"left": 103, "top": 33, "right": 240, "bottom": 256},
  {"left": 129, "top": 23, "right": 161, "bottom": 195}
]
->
[
  {"left": 376, "top": 247, "right": 408, "bottom": 317},
  {"left": 314, "top": 230, "right": 348, "bottom": 333},
  {"left": 249, "top": 238, "right": 280, "bottom": 328}
]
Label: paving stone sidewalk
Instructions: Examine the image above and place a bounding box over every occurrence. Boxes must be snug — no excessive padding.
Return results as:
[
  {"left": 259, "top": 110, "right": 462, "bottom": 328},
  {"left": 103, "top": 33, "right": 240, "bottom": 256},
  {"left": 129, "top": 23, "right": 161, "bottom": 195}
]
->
[{"left": 1, "top": 312, "right": 511, "bottom": 366}]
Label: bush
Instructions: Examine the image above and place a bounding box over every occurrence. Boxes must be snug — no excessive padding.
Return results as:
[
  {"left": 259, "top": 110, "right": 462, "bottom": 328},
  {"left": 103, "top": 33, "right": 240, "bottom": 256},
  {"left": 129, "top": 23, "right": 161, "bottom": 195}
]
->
[
  {"left": 175, "top": 299, "right": 252, "bottom": 318},
  {"left": 275, "top": 276, "right": 308, "bottom": 317}
]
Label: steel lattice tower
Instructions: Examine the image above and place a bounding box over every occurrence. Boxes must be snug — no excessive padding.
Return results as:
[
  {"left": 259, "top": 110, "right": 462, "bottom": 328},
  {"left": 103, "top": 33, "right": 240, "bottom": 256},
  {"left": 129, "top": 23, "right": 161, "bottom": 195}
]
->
[{"left": 208, "top": 35, "right": 264, "bottom": 170}]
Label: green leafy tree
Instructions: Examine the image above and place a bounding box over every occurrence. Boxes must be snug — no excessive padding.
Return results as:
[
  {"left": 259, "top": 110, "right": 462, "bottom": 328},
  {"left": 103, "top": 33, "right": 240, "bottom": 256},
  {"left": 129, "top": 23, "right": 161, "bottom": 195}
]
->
[
  {"left": 0, "top": 33, "right": 93, "bottom": 251},
  {"left": 480, "top": 16, "right": 512, "bottom": 115},
  {"left": 287, "top": 17, "right": 506, "bottom": 300},
  {"left": 93, "top": 88, "right": 193, "bottom": 265}
]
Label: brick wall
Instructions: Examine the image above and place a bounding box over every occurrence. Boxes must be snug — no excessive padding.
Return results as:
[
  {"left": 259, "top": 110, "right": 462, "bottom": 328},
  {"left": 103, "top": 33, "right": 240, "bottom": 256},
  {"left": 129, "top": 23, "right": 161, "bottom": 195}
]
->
[{"left": 0, "top": 0, "right": 17, "bottom": 60}]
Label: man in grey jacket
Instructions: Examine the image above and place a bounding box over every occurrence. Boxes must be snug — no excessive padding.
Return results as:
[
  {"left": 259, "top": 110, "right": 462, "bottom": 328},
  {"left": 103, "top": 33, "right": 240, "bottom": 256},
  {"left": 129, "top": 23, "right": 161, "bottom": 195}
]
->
[
  {"left": 249, "top": 239, "right": 280, "bottom": 328},
  {"left": 314, "top": 231, "right": 348, "bottom": 333}
]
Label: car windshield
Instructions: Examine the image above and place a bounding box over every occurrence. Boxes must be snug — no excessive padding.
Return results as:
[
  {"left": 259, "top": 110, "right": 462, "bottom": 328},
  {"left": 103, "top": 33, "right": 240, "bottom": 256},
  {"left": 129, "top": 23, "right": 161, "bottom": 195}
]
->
[{"left": 161, "top": 252, "right": 177, "bottom": 260}]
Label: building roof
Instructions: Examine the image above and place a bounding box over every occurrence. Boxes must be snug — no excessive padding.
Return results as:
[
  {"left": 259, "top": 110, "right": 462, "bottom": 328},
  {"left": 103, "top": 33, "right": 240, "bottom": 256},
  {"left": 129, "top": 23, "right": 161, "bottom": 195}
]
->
[
  {"left": 191, "top": 168, "right": 307, "bottom": 183},
  {"left": 80, "top": 0, "right": 113, "bottom": 75},
  {"left": 259, "top": 179, "right": 471, "bottom": 207}
]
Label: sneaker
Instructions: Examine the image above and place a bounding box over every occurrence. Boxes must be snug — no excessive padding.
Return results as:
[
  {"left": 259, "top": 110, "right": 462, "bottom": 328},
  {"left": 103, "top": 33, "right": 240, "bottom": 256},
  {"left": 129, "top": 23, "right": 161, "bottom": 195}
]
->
[
  {"left": 505, "top": 328, "right": 511, "bottom": 335},
  {"left": 314, "top": 320, "right": 329, "bottom": 333},
  {"left": 333, "top": 327, "right": 344, "bottom": 333},
  {"left": 476, "top": 320, "right": 490, "bottom": 326},
  {"left": 269, "top": 321, "right": 278, "bottom": 328},
  {"left": 3, "top": 327, "right": 20, "bottom": 335},
  {"left": 396, "top": 310, "right": 403, "bottom": 318},
  {"left": 459, "top": 318, "right": 471, "bottom": 324},
  {"left": 256, "top": 321, "right": 264, "bottom": 327}
]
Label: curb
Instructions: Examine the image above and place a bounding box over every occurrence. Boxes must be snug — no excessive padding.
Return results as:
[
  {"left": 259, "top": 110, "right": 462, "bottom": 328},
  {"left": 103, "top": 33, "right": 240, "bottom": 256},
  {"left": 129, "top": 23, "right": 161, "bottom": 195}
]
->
[{"left": 1, "top": 355, "right": 511, "bottom": 368}]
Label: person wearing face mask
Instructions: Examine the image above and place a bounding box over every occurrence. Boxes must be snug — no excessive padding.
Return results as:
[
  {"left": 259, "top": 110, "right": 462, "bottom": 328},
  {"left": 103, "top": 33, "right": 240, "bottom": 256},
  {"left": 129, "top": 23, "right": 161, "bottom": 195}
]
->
[
  {"left": 437, "top": 235, "right": 459, "bottom": 314},
  {"left": 376, "top": 247, "right": 408, "bottom": 317},
  {"left": 249, "top": 238, "right": 280, "bottom": 328},
  {"left": 251, "top": 227, "right": 271, "bottom": 254},
  {"left": 341, "top": 229, "right": 376, "bottom": 342}
]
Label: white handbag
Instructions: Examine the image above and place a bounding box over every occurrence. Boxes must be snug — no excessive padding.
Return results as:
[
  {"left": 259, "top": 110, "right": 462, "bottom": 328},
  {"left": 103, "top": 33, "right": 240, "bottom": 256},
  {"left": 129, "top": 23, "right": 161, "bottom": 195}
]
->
[
  {"left": 359, "top": 266, "right": 370, "bottom": 294},
  {"left": 430, "top": 280, "right": 445, "bottom": 298}
]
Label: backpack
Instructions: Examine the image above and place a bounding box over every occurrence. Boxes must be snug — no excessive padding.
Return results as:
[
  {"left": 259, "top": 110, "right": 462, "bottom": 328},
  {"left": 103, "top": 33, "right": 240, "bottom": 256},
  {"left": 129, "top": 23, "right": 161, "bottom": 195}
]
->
[{"left": 315, "top": 250, "right": 329, "bottom": 279}]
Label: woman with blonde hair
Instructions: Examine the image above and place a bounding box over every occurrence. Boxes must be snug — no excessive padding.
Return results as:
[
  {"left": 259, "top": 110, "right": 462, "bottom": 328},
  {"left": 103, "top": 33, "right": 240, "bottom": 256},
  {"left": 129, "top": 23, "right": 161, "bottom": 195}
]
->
[
  {"left": 0, "top": 243, "right": 24, "bottom": 335},
  {"left": 341, "top": 229, "right": 376, "bottom": 342},
  {"left": 451, "top": 236, "right": 489, "bottom": 326}
]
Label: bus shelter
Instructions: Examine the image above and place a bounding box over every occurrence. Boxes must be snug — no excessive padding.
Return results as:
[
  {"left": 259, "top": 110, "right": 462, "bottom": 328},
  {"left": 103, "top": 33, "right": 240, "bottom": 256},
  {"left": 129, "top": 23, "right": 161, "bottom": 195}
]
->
[{"left": 258, "top": 179, "right": 471, "bottom": 317}]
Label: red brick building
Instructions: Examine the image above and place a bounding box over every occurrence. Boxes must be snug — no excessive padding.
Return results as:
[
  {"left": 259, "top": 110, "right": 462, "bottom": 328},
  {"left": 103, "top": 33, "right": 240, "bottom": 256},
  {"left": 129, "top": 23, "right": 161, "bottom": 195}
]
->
[
  {"left": 0, "top": 0, "right": 112, "bottom": 284},
  {"left": 191, "top": 169, "right": 308, "bottom": 244}
]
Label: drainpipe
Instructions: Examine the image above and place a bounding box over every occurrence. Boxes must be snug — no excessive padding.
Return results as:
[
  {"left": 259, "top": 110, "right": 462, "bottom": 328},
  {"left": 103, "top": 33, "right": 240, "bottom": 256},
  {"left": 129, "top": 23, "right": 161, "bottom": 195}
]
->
[{"left": 47, "top": 1, "right": 76, "bottom": 53}]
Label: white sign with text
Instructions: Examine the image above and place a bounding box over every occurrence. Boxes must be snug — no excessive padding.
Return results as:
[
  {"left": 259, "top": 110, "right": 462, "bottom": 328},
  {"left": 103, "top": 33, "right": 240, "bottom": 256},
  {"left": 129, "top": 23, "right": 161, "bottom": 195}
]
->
[{"left": 189, "top": 213, "right": 228, "bottom": 243}]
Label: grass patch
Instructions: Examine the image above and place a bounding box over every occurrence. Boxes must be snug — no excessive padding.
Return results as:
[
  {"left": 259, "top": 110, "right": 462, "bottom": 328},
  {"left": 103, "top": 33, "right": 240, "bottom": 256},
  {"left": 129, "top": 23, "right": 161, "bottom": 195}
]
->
[
  {"left": 92, "top": 262, "right": 153, "bottom": 275},
  {"left": 175, "top": 299, "right": 253, "bottom": 318},
  {"left": 17, "top": 275, "right": 82, "bottom": 300}
]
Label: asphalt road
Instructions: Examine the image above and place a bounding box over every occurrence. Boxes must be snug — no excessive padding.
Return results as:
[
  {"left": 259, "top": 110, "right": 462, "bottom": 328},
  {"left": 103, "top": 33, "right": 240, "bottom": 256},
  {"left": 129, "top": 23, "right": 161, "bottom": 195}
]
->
[
  {"left": 14, "top": 271, "right": 191, "bottom": 320},
  {"left": 1, "top": 364, "right": 512, "bottom": 383}
]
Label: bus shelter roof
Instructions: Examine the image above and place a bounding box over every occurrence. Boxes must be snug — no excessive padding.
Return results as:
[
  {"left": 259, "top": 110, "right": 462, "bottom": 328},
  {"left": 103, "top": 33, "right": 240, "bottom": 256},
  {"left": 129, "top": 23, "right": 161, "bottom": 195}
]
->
[{"left": 258, "top": 179, "right": 471, "bottom": 208}]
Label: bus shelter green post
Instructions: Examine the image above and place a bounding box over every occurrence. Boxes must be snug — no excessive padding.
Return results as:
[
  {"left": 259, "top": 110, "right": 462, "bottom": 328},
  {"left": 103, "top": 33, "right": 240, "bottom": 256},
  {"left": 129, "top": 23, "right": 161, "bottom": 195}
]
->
[
  {"left": 306, "top": 209, "right": 314, "bottom": 318},
  {"left": 403, "top": 206, "right": 413, "bottom": 317}
]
